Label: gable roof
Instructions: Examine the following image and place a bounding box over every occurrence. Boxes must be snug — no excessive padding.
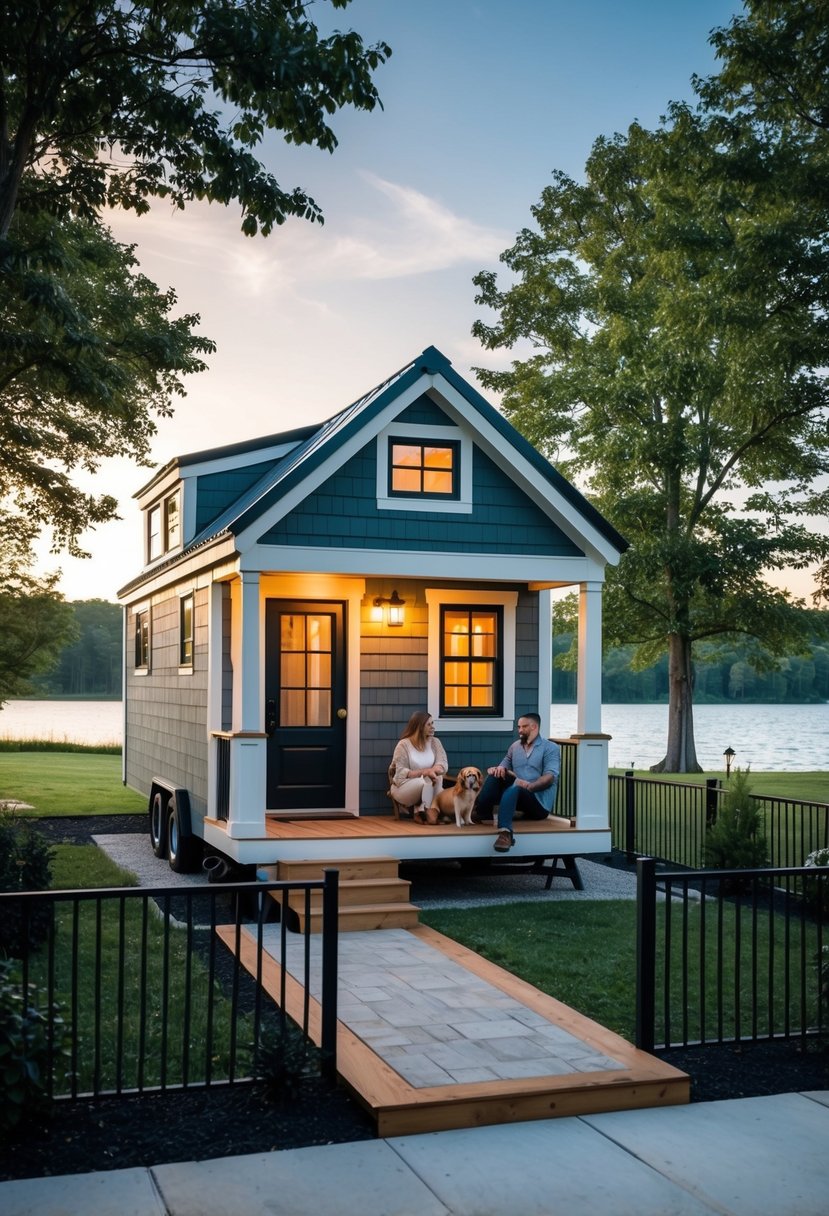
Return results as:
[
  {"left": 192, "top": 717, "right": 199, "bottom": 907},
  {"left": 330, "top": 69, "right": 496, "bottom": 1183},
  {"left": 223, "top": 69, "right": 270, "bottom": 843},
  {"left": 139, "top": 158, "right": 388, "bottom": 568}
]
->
[{"left": 119, "top": 345, "right": 627, "bottom": 595}]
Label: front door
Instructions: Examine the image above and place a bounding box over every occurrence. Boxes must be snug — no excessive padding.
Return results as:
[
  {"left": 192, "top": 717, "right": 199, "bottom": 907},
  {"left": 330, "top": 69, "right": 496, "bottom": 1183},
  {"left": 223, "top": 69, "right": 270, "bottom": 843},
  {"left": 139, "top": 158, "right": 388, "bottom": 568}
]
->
[{"left": 264, "top": 600, "right": 347, "bottom": 809}]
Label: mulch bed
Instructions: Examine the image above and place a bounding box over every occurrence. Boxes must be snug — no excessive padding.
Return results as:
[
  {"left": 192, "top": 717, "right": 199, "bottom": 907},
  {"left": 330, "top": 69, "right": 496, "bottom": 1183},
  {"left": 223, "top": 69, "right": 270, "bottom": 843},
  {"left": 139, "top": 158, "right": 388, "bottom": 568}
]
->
[{"left": 3, "top": 817, "right": 827, "bottom": 1180}]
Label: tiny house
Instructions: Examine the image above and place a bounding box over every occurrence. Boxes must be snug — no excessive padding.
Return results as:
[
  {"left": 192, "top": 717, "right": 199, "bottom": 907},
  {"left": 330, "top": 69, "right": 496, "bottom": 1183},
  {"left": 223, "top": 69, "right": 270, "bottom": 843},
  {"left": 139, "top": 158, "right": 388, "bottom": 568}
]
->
[{"left": 118, "top": 346, "right": 626, "bottom": 874}]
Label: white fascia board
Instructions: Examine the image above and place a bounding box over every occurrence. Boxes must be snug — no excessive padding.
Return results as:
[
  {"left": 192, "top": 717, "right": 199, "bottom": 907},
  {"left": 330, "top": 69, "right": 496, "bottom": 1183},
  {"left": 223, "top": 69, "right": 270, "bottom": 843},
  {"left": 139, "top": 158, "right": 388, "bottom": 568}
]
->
[
  {"left": 180, "top": 439, "right": 303, "bottom": 481},
  {"left": 134, "top": 464, "right": 181, "bottom": 511},
  {"left": 232, "top": 378, "right": 430, "bottom": 553},
  {"left": 118, "top": 538, "right": 239, "bottom": 605},
  {"left": 243, "top": 544, "right": 605, "bottom": 586},
  {"left": 427, "top": 376, "right": 623, "bottom": 567}
]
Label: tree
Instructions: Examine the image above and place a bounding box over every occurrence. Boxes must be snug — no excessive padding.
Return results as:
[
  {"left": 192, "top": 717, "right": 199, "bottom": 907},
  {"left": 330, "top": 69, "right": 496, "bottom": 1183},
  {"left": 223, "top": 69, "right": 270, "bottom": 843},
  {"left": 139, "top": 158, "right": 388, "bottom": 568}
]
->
[
  {"left": 473, "top": 106, "right": 829, "bottom": 771},
  {"left": 0, "top": 518, "right": 75, "bottom": 704},
  {"left": 1, "top": 211, "right": 213, "bottom": 553},
  {"left": 0, "top": 0, "right": 391, "bottom": 238}
]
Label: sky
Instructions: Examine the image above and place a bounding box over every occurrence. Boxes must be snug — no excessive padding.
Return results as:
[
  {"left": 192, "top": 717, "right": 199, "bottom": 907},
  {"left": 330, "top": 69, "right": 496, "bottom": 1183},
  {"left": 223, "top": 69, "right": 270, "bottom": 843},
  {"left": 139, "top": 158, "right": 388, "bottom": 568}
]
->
[{"left": 33, "top": 0, "right": 821, "bottom": 604}]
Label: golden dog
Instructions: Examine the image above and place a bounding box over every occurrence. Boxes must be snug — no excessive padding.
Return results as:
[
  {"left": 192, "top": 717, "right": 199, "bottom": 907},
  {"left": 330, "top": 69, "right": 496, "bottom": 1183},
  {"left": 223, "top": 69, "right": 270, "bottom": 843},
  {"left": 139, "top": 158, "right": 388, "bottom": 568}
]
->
[{"left": 430, "top": 766, "right": 483, "bottom": 827}]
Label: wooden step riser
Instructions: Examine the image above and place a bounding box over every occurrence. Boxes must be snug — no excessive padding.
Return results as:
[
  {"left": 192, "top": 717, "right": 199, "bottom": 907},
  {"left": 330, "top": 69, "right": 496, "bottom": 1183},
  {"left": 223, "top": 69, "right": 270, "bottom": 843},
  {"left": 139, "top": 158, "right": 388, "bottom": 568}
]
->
[
  {"left": 270, "top": 881, "right": 411, "bottom": 912},
  {"left": 297, "top": 905, "right": 421, "bottom": 933}
]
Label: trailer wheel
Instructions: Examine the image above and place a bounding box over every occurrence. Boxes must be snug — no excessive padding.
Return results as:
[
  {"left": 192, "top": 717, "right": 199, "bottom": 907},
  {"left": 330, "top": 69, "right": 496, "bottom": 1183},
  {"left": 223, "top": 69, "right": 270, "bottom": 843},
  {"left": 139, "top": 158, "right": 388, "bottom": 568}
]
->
[
  {"left": 167, "top": 800, "right": 200, "bottom": 874},
  {"left": 150, "top": 791, "right": 167, "bottom": 859}
]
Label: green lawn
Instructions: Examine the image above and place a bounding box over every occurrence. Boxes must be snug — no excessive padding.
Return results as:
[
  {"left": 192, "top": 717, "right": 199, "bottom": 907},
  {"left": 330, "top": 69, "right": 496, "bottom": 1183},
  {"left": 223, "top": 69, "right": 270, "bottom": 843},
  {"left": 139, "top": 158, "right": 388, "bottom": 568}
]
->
[
  {"left": 611, "top": 769, "right": 829, "bottom": 804},
  {"left": 0, "top": 752, "right": 145, "bottom": 816}
]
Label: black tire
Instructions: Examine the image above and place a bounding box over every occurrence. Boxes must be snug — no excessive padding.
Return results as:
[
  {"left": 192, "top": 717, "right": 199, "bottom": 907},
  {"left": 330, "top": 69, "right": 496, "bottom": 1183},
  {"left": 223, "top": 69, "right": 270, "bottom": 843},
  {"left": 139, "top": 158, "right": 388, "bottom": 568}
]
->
[
  {"left": 150, "top": 791, "right": 167, "bottom": 859},
  {"left": 167, "top": 800, "right": 200, "bottom": 874}
]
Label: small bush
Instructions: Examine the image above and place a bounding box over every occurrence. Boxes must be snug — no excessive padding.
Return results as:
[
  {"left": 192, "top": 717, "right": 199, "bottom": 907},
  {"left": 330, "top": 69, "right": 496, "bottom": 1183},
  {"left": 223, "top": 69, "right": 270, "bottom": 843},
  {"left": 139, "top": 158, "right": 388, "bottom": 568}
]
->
[
  {"left": 804, "top": 847, "right": 829, "bottom": 920},
  {"left": 0, "top": 811, "right": 54, "bottom": 955},
  {"left": 703, "top": 768, "right": 768, "bottom": 876},
  {"left": 0, "top": 958, "right": 71, "bottom": 1132},
  {"left": 252, "top": 1020, "right": 321, "bottom": 1103}
]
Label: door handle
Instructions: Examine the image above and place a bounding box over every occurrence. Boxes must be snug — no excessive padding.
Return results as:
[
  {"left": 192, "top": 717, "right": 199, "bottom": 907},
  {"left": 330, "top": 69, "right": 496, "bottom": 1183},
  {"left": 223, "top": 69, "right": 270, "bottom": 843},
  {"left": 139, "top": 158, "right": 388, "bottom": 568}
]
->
[
  {"left": 266, "top": 698, "right": 277, "bottom": 736},
  {"left": 337, "top": 708, "right": 347, "bottom": 719}
]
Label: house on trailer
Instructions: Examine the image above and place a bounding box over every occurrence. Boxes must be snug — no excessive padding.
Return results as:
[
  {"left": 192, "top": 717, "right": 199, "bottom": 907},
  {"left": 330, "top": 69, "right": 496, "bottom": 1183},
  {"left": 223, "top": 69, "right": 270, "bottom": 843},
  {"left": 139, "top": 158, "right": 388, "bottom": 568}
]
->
[{"left": 118, "top": 346, "right": 627, "bottom": 874}]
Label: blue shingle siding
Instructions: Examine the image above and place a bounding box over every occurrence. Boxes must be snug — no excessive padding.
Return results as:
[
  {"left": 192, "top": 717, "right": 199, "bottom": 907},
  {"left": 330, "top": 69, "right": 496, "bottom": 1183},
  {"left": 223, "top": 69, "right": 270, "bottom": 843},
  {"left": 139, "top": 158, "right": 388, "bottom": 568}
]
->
[
  {"left": 258, "top": 442, "right": 584, "bottom": 556},
  {"left": 195, "top": 460, "right": 278, "bottom": 534},
  {"left": 394, "top": 394, "right": 452, "bottom": 426}
]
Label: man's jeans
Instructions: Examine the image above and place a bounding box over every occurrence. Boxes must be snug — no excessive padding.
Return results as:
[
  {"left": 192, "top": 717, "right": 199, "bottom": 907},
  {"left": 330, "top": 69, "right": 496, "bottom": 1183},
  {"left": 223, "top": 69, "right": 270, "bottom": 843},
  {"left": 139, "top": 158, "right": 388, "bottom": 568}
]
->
[{"left": 474, "top": 773, "right": 547, "bottom": 835}]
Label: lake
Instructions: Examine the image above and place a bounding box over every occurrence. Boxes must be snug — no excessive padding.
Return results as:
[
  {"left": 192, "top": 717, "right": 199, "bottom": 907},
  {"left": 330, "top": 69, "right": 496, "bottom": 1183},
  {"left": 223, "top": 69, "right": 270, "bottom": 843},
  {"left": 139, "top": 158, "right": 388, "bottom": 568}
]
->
[{"left": 0, "top": 699, "right": 826, "bottom": 772}]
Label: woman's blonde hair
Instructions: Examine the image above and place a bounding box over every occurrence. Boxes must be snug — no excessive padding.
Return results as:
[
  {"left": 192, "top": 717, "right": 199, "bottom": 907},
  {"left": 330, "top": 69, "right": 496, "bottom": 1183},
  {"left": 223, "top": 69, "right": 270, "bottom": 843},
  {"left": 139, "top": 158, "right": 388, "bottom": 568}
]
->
[{"left": 401, "top": 710, "right": 432, "bottom": 751}]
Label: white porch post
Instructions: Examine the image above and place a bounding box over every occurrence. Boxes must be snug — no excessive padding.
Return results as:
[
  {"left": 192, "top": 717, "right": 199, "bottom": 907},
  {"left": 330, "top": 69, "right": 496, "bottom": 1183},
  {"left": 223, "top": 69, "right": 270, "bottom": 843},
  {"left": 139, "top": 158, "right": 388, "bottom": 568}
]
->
[
  {"left": 206, "top": 580, "right": 224, "bottom": 819},
  {"left": 574, "top": 580, "right": 610, "bottom": 830},
  {"left": 226, "top": 572, "right": 266, "bottom": 838}
]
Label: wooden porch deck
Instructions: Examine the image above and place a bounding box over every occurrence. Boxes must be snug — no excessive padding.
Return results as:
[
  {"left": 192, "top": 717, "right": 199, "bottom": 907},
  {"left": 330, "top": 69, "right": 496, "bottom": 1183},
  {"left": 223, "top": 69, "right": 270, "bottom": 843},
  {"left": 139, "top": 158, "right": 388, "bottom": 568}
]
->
[{"left": 220, "top": 922, "right": 688, "bottom": 1138}]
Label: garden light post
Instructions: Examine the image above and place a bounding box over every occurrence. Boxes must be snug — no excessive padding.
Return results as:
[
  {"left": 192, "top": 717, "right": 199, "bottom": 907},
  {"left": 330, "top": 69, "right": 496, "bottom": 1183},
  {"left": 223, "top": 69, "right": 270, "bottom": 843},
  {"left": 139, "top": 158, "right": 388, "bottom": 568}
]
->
[{"left": 723, "top": 746, "right": 735, "bottom": 779}]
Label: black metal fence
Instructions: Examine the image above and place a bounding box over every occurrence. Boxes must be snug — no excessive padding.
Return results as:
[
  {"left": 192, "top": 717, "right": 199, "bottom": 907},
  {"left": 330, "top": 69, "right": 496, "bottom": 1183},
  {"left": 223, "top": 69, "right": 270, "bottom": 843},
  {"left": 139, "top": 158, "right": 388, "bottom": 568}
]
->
[
  {"left": 610, "top": 772, "right": 829, "bottom": 870},
  {"left": 635, "top": 857, "right": 828, "bottom": 1052},
  {"left": 1, "top": 875, "right": 339, "bottom": 1102}
]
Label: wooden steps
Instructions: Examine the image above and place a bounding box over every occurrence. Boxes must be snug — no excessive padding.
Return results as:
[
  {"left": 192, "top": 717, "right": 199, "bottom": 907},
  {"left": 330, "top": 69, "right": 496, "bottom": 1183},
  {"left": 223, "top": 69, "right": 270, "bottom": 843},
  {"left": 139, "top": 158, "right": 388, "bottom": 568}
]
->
[{"left": 263, "top": 855, "right": 421, "bottom": 933}]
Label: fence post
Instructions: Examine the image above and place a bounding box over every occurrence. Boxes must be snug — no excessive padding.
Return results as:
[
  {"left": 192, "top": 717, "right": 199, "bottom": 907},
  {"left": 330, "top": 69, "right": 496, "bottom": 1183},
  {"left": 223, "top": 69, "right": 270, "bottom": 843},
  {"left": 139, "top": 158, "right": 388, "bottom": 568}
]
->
[
  {"left": 625, "top": 770, "right": 636, "bottom": 861},
  {"left": 635, "top": 856, "right": 657, "bottom": 1052},
  {"left": 320, "top": 869, "right": 339, "bottom": 1079},
  {"left": 706, "top": 779, "right": 719, "bottom": 828}
]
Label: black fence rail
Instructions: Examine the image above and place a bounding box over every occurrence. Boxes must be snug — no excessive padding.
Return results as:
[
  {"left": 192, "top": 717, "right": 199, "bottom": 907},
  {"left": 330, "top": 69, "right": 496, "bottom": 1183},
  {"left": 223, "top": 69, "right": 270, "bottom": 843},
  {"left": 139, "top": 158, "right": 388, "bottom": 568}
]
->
[
  {"left": 611, "top": 772, "right": 829, "bottom": 871},
  {"left": 636, "top": 857, "right": 828, "bottom": 1052},
  {"left": 1, "top": 875, "right": 339, "bottom": 1102}
]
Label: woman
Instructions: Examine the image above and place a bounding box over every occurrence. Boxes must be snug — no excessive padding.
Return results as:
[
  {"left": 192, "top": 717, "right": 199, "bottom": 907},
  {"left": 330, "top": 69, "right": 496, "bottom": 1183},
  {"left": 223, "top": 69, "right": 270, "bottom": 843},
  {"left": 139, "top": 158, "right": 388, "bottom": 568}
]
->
[{"left": 389, "top": 711, "right": 448, "bottom": 822}]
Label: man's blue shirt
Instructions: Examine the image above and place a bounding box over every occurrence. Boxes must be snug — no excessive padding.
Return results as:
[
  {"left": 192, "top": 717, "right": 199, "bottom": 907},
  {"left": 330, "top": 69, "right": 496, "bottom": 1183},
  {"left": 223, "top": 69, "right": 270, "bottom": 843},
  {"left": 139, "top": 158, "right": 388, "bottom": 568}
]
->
[{"left": 499, "top": 736, "right": 561, "bottom": 813}]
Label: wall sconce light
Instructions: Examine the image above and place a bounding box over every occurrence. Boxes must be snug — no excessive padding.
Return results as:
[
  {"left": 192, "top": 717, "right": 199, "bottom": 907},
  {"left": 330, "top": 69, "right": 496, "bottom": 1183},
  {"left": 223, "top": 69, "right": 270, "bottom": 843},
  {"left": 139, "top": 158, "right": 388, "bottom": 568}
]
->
[
  {"left": 373, "top": 589, "right": 406, "bottom": 627},
  {"left": 723, "top": 746, "right": 736, "bottom": 778}
]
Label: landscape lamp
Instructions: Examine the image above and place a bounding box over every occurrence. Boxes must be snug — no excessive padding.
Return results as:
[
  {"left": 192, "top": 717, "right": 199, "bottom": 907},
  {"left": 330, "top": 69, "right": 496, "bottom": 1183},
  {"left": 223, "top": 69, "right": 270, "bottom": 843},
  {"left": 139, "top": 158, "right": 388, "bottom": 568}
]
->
[{"left": 723, "top": 746, "right": 736, "bottom": 778}]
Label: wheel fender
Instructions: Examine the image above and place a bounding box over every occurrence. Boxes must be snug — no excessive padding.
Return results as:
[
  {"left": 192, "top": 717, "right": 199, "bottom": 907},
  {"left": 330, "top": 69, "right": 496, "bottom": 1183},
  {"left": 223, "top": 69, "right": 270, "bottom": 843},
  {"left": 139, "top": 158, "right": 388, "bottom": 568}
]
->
[{"left": 149, "top": 780, "right": 192, "bottom": 838}]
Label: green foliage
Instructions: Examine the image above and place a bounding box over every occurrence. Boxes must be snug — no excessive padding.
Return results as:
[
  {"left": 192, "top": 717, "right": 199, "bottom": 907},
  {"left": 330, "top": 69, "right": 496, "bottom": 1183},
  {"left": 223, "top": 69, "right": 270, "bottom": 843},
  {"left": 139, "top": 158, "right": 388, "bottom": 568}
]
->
[
  {"left": 32, "top": 600, "right": 123, "bottom": 697},
  {"left": 0, "top": 0, "right": 391, "bottom": 239},
  {"left": 0, "top": 521, "right": 76, "bottom": 705},
  {"left": 252, "top": 1019, "right": 322, "bottom": 1102},
  {"left": 474, "top": 14, "right": 829, "bottom": 769},
  {"left": 803, "top": 847, "right": 829, "bottom": 921},
  {"left": 1, "top": 214, "right": 213, "bottom": 555},
  {"left": 0, "top": 811, "right": 54, "bottom": 955},
  {"left": 703, "top": 769, "right": 769, "bottom": 873},
  {"left": 0, "top": 958, "right": 71, "bottom": 1132}
]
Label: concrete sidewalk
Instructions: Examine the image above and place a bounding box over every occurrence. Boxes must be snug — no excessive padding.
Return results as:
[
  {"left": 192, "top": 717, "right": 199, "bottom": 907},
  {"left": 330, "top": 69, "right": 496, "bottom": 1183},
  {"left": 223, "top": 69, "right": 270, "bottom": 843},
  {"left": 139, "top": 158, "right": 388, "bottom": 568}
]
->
[{"left": 2, "top": 1089, "right": 827, "bottom": 1215}]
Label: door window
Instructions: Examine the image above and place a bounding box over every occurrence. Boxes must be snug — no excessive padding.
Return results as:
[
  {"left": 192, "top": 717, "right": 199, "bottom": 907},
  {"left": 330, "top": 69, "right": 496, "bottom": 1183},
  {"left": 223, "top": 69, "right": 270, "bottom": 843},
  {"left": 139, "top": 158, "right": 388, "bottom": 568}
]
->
[{"left": 279, "top": 613, "right": 332, "bottom": 727}]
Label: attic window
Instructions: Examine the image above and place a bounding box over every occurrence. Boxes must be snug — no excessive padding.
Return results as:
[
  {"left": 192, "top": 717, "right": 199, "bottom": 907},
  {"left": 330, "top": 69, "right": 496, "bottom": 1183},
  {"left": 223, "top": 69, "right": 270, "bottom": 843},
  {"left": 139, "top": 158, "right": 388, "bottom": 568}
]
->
[
  {"left": 388, "top": 439, "right": 459, "bottom": 499},
  {"left": 147, "top": 491, "right": 181, "bottom": 562}
]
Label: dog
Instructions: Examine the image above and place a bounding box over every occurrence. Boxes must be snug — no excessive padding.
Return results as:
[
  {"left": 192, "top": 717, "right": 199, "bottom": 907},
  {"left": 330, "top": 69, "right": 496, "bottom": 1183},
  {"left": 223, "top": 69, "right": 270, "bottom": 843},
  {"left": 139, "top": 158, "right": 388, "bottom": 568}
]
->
[{"left": 430, "top": 766, "right": 484, "bottom": 827}]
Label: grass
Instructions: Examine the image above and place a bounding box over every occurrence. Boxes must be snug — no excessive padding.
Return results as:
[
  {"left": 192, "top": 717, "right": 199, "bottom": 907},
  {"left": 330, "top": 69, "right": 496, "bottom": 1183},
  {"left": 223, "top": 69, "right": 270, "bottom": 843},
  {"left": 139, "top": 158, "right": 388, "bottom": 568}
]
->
[
  {"left": 0, "top": 752, "right": 145, "bottom": 816},
  {"left": 422, "top": 893, "right": 826, "bottom": 1046},
  {"left": 612, "top": 769, "right": 829, "bottom": 804},
  {"left": 16, "top": 843, "right": 255, "bottom": 1095},
  {"left": 0, "top": 738, "right": 121, "bottom": 754}
]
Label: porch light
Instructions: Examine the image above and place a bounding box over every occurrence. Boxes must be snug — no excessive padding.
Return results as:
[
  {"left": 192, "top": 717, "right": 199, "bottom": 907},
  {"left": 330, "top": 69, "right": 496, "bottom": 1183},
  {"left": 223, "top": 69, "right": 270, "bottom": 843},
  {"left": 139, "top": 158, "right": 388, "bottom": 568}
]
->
[
  {"left": 373, "top": 589, "right": 406, "bottom": 627},
  {"left": 723, "top": 746, "right": 736, "bottom": 778}
]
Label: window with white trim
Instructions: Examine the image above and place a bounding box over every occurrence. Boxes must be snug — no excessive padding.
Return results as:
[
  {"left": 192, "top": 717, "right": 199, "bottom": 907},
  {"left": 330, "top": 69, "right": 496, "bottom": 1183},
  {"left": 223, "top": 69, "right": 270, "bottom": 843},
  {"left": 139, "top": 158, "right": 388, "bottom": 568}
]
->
[
  {"left": 146, "top": 490, "right": 181, "bottom": 562},
  {"left": 134, "top": 608, "right": 150, "bottom": 671},
  {"left": 426, "top": 589, "right": 517, "bottom": 731},
  {"left": 179, "top": 593, "right": 194, "bottom": 667},
  {"left": 376, "top": 422, "right": 472, "bottom": 514}
]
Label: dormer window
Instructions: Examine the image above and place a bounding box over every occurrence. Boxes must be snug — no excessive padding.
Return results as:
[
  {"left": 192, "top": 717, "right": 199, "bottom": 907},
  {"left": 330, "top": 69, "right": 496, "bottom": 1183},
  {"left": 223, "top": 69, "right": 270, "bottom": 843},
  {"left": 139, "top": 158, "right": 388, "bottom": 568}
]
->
[
  {"left": 147, "top": 491, "right": 181, "bottom": 562},
  {"left": 389, "top": 439, "right": 459, "bottom": 499}
]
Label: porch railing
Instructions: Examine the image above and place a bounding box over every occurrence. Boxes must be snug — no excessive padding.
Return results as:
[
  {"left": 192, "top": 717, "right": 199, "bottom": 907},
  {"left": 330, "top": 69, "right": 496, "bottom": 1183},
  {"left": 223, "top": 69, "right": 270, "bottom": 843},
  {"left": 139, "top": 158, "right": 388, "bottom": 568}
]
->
[
  {"left": 1, "top": 875, "right": 339, "bottom": 1102},
  {"left": 635, "top": 857, "right": 827, "bottom": 1052},
  {"left": 215, "top": 734, "right": 231, "bottom": 822},
  {"left": 553, "top": 738, "right": 578, "bottom": 819},
  {"left": 611, "top": 772, "right": 829, "bottom": 870}
]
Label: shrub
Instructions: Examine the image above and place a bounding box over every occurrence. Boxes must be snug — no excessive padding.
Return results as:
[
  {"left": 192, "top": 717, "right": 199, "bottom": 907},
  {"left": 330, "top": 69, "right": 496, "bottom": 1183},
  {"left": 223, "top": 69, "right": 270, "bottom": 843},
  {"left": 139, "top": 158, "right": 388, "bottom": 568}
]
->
[
  {"left": 0, "top": 958, "right": 71, "bottom": 1132},
  {"left": 0, "top": 810, "right": 54, "bottom": 955},
  {"left": 804, "top": 847, "right": 829, "bottom": 920},
  {"left": 703, "top": 768, "right": 768, "bottom": 875}
]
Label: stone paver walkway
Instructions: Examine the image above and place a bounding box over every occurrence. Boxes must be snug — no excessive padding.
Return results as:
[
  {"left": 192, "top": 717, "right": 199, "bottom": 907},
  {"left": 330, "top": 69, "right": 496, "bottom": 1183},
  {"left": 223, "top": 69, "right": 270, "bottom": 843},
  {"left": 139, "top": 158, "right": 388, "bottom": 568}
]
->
[{"left": 252, "top": 926, "right": 624, "bottom": 1088}]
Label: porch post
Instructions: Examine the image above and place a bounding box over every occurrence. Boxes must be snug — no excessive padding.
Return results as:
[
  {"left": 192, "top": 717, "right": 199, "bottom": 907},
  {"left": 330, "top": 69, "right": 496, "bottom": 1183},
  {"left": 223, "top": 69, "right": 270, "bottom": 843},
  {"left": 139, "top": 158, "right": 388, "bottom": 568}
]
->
[
  {"left": 573, "top": 581, "right": 610, "bottom": 831},
  {"left": 226, "top": 571, "right": 266, "bottom": 839},
  {"left": 206, "top": 580, "right": 224, "bottom": 819}
]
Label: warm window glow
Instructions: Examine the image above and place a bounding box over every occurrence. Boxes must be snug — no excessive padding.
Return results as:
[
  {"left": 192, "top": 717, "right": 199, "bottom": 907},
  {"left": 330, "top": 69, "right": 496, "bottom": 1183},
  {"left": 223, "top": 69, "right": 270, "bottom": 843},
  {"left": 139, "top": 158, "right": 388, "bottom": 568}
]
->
[
  {"left": 390, "top": 440, "right": 457, "bottom": 497},
  {"left": 180, "top": 594, "right": 193, "bottom": 665},
  {"left": 279, "top": 613, "right": 333, "bottom": 726},
  {"left": 440, "top": 607, "right": 500, "bottom": 714}
]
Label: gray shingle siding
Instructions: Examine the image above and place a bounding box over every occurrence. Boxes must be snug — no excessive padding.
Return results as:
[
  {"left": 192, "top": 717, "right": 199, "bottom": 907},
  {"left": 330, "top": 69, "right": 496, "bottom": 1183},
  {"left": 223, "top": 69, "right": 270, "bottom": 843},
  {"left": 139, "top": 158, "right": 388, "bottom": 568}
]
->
[{"left": 124, "top": 588, "right": 209, "bottom": 816}]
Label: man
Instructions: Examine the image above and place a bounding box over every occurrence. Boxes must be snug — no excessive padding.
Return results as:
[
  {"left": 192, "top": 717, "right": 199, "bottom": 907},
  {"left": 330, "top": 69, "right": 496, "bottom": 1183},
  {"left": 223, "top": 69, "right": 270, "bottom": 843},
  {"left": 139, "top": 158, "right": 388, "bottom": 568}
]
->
[{"left": 473, "top": 713, "right": 560, "bottom": 852}]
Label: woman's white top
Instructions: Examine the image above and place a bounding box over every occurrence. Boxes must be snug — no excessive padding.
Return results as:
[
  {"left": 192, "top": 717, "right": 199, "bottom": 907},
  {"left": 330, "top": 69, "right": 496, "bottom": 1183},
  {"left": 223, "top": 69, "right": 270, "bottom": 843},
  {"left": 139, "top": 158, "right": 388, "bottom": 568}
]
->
[{"left": 407, "top": 745, "right": 434, "bottom": 769}]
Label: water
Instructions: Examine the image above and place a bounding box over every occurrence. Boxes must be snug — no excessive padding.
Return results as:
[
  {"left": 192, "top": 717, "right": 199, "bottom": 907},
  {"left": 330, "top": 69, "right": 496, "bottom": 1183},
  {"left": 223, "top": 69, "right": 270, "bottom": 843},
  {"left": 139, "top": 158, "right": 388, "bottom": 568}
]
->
[{"left": 0, "top": 699, "right": 826, "bottom": 772}]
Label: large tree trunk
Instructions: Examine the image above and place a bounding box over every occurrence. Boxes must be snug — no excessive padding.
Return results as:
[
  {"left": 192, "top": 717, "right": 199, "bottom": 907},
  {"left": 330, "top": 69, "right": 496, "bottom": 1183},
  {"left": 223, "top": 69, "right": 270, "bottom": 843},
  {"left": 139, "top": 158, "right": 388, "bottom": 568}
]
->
[{"left": 650, "top": 631, "right": 702, "bottom": 773}]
